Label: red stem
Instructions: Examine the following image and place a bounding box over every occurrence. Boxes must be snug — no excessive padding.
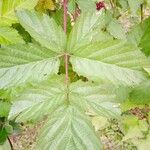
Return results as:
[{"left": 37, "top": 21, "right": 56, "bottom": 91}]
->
[
  {"left": 63, "top": 0, "right": 69, "bottom": 84},
  {"left": 64, "top": 54, "right": 69, "bottom": 84},
  {"left": 63, "top": 0, "right": 67, "bottom": 33}
]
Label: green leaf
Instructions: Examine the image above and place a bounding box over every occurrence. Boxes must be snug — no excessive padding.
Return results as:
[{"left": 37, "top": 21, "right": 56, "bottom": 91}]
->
[
  {"left": 0, "top": 101, "right": 11, "bottom": 117},
  {"left": 139, "top": 18, "right": 150, "bottom": 56},
  {"left": 129, "top": 81, "right": 150, "bottom": 104},
  {"left": 0, "top": 26, "right": 24, "bottom": 44},
  {"left": 0, "top": 0, "right": 39, "bottom": 25},
  {"left": 107, "top": 18, "right": 126, "bottom": 40},
  {"left": 0, "top": 129, "right": 7, "bottom": 145},
  {"left": 9, "top": 76, "right": 121, "bottom": 122},
  {"left": 8, "top": 76, "right": 66, "bottom": 122},
  {"left": 122, "top": 126, "right": 144, "bottom": 141},
  {"left": 0, "top": 140, "right": 11, "bottom": 150},
  {"left": 70, "top": 81, "right": 121, "bottom": 118},
  {"left": 144, "top": 67, "right": 150, "bottom": 75},
  {"left": 8, "top": 76, "right": 121, "bottom": 149},
  {"left": 70, "top": 40, "right": 149, "bottom": 86},
  {"left": 16, "top": 10, "right": 66, "bottom": 53},
  {"left": 127, "top": 17, "right": 150, "bottom": 56},
  {"left": 92, "top": 116, "right": 109, "bottom": 131},
  {"left": 127, "top": 0, "right": 144, "bottom": 16},
  {"left": 67, "top": 11, "right": 105, "bottom": 53},
  {"left": 133, "top": 134, "right": 150, "bottom": 150},
  {"left": 37, "top": 106, "right": 102, "bottom": 150},
  {"left": 51, "top": 9, "right": 72, "bottom": 35},
  {"left": 68, "top": 0, "right": 76, "bottom": 13},
  {"left": 77, "top": 0, "right": 96, "bottom": 12},
  {"left": 0, "top": 44, "right": 60, "bottom": 89}
]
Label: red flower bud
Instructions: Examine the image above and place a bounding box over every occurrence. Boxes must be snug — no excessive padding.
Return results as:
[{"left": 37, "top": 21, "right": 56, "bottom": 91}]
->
[{"left": 96, "top": 1, "right": 105, "bottom": 11}]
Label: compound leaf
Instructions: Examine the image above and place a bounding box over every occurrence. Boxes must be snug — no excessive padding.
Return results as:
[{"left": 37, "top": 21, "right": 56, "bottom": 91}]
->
[{"left": 8, "top": 75, "right": 122, "bottom": 149}]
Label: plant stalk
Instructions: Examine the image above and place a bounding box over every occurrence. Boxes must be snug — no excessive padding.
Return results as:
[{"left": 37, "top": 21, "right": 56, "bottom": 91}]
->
[
  {"left": 7, "top": 136, "right": 14, "bottom": 150},
  {"left": 63, "top": 0, "right": 67, "bottom": 33},
  {"left": 63, "top": 0, "right": 69, "bottom": 85},
  {"left": 64, "top": 54, "right": 69, "bottom": 84},
  {"left": 140, "top": 4, "right": 144, "bottom": 23}
]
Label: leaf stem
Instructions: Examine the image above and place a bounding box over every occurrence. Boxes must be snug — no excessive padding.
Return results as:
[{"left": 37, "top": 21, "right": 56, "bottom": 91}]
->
[
  {"left": 63, "top": 0, "right": 67, "bottom": 33},
  {"left": 140, "top": 4, "right": 144, "bottom": 23},
  {"left": 64, "top": 54, "right": 69, "bottom": 84},
  {"left": 7, "top": 136, "right": 14, "bottom": 150},
  {"left": 63, "top": 0, "right": 69, "bottom": 85}
]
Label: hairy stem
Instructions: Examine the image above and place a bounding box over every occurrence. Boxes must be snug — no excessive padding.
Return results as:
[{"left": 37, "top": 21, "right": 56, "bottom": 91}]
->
[
  {"left": 64, "top": 54, "right": 69, "bottom": 84},
  {"left": 63, "top": 0, "right": 69, "bottom": 85},
  {"left": 63, "top": 0, "right": 67, "bottom": 33}
]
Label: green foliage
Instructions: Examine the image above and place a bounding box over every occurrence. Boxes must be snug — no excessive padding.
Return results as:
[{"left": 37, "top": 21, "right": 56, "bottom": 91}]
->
[
  {"left": 0, "top": 26, "right": 24, "bottom": 44},
  {"left": 128, "top": 17, "right": 150, "bottom": 56},
  {"left": 0, "top": 44, "right": 59, "bottom": 89},
  {"left": 17, "top": 10, "right": 66, "bottom": 53},
  {"left": 0, "top": 0, "right": 39, "bottom": 25},
  {"left": 68, "top": 0, "right": 96, "bottom": 13},
  {"left": 0, "top": 140, "right": 11, "bottom": 150},
  {"left": 129, "top": 81, "right": 150, "bottom": 104},
  {"left": 127, "top": 0, "right": 144, "bottom": 16},
  {"left": 38, "top": 106, "right": 102, "bottom": 150},
  {"left": 0, "top": 102, "right": 11, "bottom": 117},
  {"left": 0, "top": 0, "right": 150, "bottom": 149}
]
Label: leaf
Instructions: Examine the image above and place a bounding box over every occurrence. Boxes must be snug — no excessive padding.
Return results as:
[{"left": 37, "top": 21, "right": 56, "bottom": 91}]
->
[
  {"left": 139, "top": 18, "right": 150, "bottom": 56},
  {"left": 70, "top": 40, "right": 149, "bottom": 86},
  {"left": 68, "top": 0, "right": 76, "bottom": 13},
  {"left": 8, "top": 76, "right": 121, "bottom": 149},
  {"left": 133, "top": 134, "right": 150, "bottom": 150},
  {"left": 121, "top": 100, "right": 144, "bottom": 112},
  {"left": 0, "top": 128, "right": 8, "bottom": 145},
  {"left": 77, "top": 0, "right": 96, "bottom": 12},
  {"left": 129, "top": 81, "right": 150, "bottom": 104},
  {"left": 0, "top": 44, "right": 60, "bottom": 89},
  {"left": 67, "top": 11, "right": 105, "bottom": 53},
  {"left": 9, "top": 76, "right": 121, "bottom": 122},
  {"left": 51, "top": 9, "right": 72, "bottom": 35},
  {"left": 92, "top": 116, "right": 109, "bottom": 131},
  {"left": 12, "top": 23, "right": 31, "bottom": 43},
  {"left": 8, "top": 76, "right": 66, "bottom": 122},
  {"left": 127, "top": 17, "right": 150, "bottom": 56},
  {"left": 0, "top": 0, "right": 39, "bottom": 25},
  {"left": 0, "top": 140, "right": 11, "bottom": 150},
  {"left": 37, "top": 106, "right": 102, "bottom": 150},
  {"left": 0, "top": 101, "right": 11, "bottom": 117},
  {"left": 138, "top": 119, "right": 149, "bottom": 133},
  {"left": 144, "top": 67, "right": 150, "bottom": 75},
  {"left": 70, "top": 80, "right": 121, "bottom": 118},
  {"left": 107, "top": 18, "right": 126, "bottom": 40},
  {"left": 16, "top": 10, "right": 66, "bottom": 53},
  {"left": 122, "top": 126, "right": 144, "bottom": 141},
  {"left": 0, "top": 26, "right": 24, "bottom": 44},
  {"left": 127, "top": 0, "right": 144, "bottom": 16},
  {"left": 35, "top": 0, "right": 55, "bottom": 13}
]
